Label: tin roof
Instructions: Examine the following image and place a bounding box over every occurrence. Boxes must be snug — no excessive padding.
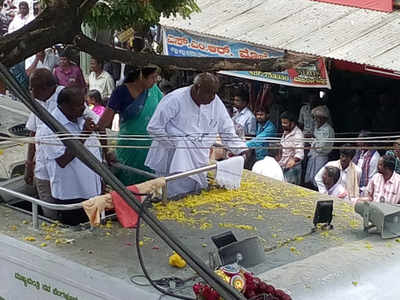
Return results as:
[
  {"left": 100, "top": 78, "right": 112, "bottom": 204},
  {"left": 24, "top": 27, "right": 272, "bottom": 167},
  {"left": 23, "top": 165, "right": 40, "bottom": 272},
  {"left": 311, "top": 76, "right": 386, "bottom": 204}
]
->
[{"left": 160, "top": 0, "right": 400, "bottom": 72}]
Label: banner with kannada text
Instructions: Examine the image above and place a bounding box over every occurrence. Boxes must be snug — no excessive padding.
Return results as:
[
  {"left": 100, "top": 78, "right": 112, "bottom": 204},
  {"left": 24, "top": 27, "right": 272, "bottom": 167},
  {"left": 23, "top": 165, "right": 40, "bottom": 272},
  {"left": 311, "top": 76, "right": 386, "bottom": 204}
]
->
[{"left": 162, "top": 27, "right": 331, "bottom": 89}]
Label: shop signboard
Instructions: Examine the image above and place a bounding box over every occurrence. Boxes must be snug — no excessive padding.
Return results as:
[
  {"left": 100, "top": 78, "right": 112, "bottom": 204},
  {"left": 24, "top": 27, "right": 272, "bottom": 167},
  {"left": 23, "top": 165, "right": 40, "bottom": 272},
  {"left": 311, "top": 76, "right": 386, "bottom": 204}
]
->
[
  {"left": 163, "top": 27, "right": 331, "bottom": 89},
  {"left": 314, "top": 0, "right": 392, "bottom": 12}
]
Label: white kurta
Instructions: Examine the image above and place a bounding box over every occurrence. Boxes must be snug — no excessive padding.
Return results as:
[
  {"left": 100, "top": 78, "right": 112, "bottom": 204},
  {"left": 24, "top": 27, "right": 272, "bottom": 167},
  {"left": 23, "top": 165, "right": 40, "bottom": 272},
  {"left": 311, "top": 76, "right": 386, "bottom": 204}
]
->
[{"left": 145, "top": 86, "right": 247, "bottom": 197}]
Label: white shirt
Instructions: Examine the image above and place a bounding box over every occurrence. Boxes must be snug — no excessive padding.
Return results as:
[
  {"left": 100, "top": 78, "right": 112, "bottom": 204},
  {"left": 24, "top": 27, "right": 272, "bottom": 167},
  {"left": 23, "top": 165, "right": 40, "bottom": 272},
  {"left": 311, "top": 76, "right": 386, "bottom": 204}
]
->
[
  {"left": 310, "top": 122, "right": 335, "bottom": 156},
  {"left": 326, "top": 182, "right": 347, "bottom": 199},
  {"left": 252, "top": 156, "right": 284, "bottom": 182},
  {"left": 315, "top": 160, "right": 362, "bottom": 195},
  {"left": 26, "top": 86, "right": 64, "bottom": 180},
  {"left": 279, "top": 126, "right": 304, "bottom": 168},
  {"left": 7, "top": 13, "right": 33, "bottom": 33},
  {"left": 145, "top": 86, "right": 247, "bottom": 188},
  {"left": 88, "top": 70, "right": 115, "bottom": 99},
  {"left": 232, "top": 107, "right": 256, "bottom": 136},
  {"left": 25, "top": 49, "right": 59, "bottom": 72},
  {"left": 41, "top": 107, "right": 102, "bottom": 200}
]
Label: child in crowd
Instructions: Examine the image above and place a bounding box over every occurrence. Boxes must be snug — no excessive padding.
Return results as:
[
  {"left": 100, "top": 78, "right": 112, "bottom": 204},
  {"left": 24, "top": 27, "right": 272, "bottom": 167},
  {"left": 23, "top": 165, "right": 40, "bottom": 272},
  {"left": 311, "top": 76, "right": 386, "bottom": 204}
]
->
[{"left": 87, "top": 89, "right": 105, "bottom": 117}]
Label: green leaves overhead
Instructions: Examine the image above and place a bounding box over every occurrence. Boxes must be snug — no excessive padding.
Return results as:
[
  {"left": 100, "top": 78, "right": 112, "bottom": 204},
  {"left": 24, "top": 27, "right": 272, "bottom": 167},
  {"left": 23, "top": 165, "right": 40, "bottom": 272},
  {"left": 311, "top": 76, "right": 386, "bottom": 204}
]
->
[{"left": 84, "top": 0, "right": 200, "bottom": 33}]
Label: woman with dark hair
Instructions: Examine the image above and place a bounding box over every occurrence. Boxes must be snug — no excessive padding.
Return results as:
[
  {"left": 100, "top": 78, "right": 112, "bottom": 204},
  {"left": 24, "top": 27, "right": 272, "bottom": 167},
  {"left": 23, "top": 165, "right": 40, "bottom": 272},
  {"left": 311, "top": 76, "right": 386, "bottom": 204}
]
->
[
  {"left": 53, "top": 50, "right": 85, "bottom": 89},
  {"left": 97, "top": 65, "right": 163, "bottom": 185}
]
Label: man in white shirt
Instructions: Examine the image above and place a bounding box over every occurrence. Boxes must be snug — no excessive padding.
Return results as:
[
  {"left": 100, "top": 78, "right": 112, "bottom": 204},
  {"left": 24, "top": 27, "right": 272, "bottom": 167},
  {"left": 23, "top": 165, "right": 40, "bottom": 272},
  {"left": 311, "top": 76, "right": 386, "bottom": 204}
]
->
[
  {"left": 322, "top": 166, "right": 348, "bottom": 199},
  {"left": 305, "top": 106, "right": 335, "bottom": 187},
  {"left": 145, "top": 73, "right": 247, "bottom": 198},
  {"left": 252, "top": 143, "right": 284, "bottom": 181},
  {"left": 41, "top": 87, "right": 102, "bottom": 225},
  {"left": 278, "top": 111, "right": 304, "bottom": 185},
  {"left": 24, "top": 69, "right": 64, "bottom": 218},
  {"left": 232, "top": 86, "right": 256, "bottom": 136},
  {"left": 315, "top": 144, "right": 361, "bottom": 199},
  {"left": 88, "top": 57, "right": 115, "bottom": 99},
  {"left": 7, "top": 1, "right": 33, "bottom": 33}
]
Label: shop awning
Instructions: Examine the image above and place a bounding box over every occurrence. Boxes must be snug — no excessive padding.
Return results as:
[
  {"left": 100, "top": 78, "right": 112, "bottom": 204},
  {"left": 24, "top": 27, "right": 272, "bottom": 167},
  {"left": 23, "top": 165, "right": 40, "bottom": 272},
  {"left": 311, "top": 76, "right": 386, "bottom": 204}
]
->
[{"left": 160, "top": 0, "right": 400, "bottom": 73}]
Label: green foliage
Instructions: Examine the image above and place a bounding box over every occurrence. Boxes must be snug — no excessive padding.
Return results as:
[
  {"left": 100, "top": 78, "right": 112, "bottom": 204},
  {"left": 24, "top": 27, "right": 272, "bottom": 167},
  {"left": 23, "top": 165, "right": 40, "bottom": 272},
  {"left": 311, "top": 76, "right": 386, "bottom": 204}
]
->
[{"left": 84, "top": 0, "right": 200, "bottom": 33}]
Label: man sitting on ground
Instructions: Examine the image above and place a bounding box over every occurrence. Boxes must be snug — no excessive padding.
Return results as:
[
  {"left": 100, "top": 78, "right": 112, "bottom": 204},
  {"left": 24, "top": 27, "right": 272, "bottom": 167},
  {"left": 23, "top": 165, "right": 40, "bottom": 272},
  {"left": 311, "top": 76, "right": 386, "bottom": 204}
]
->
[
  {"left": 367, "top": 155, "right": 400, "bottom": 204},
  {"left": 41, "top": 87, "right": 102, "bottom": 225},
  {"left": 322, "top": 166, "right": 347, "bottom": 199},
  {"left": 315, "top": 144, "right": 361, "bottom": 199},
  {"left": 251, "top": 143, "right": 284, "bottom": 182}
]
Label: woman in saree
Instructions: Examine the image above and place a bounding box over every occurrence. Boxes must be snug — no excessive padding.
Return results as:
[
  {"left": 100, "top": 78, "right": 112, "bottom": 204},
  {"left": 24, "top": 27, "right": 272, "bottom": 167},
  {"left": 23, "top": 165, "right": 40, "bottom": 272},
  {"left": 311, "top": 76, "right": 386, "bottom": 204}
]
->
[{"left": 97, "top": 65, "right": 163, "bottom": 185}]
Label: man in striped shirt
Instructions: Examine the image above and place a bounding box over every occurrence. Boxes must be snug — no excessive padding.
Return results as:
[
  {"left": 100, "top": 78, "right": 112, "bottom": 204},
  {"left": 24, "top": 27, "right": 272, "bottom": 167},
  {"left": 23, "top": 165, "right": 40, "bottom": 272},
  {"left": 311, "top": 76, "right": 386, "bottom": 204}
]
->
[{"left": 367, "top": 155, "right": 400, "bottom": 204}]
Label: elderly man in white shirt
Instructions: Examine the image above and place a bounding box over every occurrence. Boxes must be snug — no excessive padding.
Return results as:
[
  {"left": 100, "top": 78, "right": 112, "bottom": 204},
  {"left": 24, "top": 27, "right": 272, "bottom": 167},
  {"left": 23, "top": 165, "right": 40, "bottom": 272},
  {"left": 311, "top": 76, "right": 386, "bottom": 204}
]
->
[
  {"left": 322, "top": 166, "right": 348, "bottom": 199},
  {"left": 7, "top": 1, "right": 33, "bottom": 33},
  {"left": 41, "top": 87, "right": 102, "bottom": 225},
  {"left": 232, "top": 86, "right": 256, "bottom": 136},
  {"left": 278, "top": 111, "right": 304, "bottom": 185},
  {"left": 24, "top": 69, "right": 64, "bottom": 218},
  {"left": 315, "top": 144, "right": 361, "bottom": 199},
  {"left": 252, "top": 143, "right": 284, "bottom": 181},
  {"left": 145, "top": 73, "right": 247, "bottom": 198},
  {"left": 305, "top": 106, "right": 335, "bottom": 187},
  {"left": 88, "top": 57, "right": 115, "bottom": 99}
]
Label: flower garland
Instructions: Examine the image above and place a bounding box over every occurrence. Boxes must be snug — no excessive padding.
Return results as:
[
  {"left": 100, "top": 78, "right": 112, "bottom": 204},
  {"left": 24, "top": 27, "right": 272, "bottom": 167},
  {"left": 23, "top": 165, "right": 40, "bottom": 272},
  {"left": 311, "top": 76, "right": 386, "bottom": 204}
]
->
[{"left": 193, "top": 264, "right": 291, "bottom": 300}]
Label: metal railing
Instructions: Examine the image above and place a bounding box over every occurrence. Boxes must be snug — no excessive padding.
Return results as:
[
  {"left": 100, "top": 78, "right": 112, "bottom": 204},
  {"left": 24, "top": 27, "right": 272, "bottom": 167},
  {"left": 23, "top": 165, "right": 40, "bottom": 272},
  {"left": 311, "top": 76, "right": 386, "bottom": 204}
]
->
[
  {"left": 0, "top": 186, "right": 82, "bottom": 230},
  {"left": 0, "top": 163, "right": 218, "bottom": 230}
]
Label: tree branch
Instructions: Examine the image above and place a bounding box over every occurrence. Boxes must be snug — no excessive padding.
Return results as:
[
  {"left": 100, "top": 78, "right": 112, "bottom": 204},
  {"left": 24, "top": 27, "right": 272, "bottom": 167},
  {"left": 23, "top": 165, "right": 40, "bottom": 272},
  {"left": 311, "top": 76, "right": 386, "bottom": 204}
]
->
[{"left": 74, "top": 34, "right": 315, "bottom": 72}]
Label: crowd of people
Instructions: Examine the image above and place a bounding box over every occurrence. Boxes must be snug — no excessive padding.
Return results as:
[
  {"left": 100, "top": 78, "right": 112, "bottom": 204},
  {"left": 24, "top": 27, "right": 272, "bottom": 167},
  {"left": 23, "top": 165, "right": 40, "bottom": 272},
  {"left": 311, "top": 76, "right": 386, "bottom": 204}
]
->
[{"left": 5, "top": 0, "right": 398, "bottom": 225}]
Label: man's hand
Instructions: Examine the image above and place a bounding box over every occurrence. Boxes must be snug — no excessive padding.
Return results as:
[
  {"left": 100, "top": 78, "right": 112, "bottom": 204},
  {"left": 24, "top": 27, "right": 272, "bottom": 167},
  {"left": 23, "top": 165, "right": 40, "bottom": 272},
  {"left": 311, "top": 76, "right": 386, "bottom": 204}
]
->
[
  {"left": 24, "top": 161, "right": 34, "bottom": 185},
  {"left": 286, "top": 158, "right": 296, "bottom": 169},
  {"left": 83, "top": 117, "right": 97, "bottom": 133}
]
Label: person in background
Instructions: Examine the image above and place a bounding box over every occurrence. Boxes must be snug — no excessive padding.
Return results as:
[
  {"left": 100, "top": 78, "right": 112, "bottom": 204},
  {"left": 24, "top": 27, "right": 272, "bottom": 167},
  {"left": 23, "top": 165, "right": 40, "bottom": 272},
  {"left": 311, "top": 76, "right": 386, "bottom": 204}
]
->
[
  {"left": 367, "top": 155, "right": 400, "bottom": 204},
  {"left": 41, "top": 87, "right": 102, "bottom": 225},
  {"left": 24, "top": 68, "right": 64, "bottom": 219},
  {"left": 87, "top": 89, "right": 105, "bottom": 117},
  {"left": 322, "top": 166, "right": 347, "bottom": 199},
  {"left": 232, "top": 86, "right": 256, "bottom": 136},
  {"left": 353, "top": 131, "right": 380, "bottom": 195},
  {"left": 97, "top": 65, "right": 163, "bottom": 185},
  {"left": 385, "top": 139, "right": 400, "bottom": 175},
  {"left": 0, "top": 0, "right": 10, "bottom": 94},
  {"left": 53, "top": 50, "right": 85, "bottom": 89},
  {"left": 145, "top": 73, "right": 247, "bottom": 198},
  {"left": 278, "top": 111, "right": 304, "bottom": 185},
  {"left": 304, "top": 106, "right": 335, "bottom": 188},
  {"left": 7, "top": 1, "right": 32, "bottom": 33},
  {"left": 252, "top": 143, "right": 284, "bottom": 181},
  {"left": 25, "top": 48, "right": 59, "bottom": 77},
  {"left": 88, "top": 57, "right": 115, "bottom": 99},
  {"left": 298, "top": 94, "right": 320, "bottom": 138},
  {"left": 315, "top": 144, "right": 361, "bottom": 199},
  {"left": 246, "top": 106, "right": 276, "bottom": 162}
]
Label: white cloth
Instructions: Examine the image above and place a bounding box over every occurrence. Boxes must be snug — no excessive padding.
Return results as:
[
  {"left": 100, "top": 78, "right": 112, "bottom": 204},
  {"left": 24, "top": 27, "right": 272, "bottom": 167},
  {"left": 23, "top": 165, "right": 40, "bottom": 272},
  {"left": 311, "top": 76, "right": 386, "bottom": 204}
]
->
[
  {"left": 315, "top": 160, "right": 362, "bottom": 195},
  {"left": 7, "top": 13, "right": 33, "bottom": 33},
  {"left": 145, "top": 86, "right": 247, "bottom": 197},
  {"left": 25, "top": 86, "right": 64, "bottom": 180},
  {"left": 25, "top": 49, "right": 59, "bottom": 72},
  {"left": 216, "top": 156, "right": 244, "bottom": 190},
  {"left": 232, "top": 107, "right": 256, "bottom": 136},
  {"left": 327, "top": 182, "right": 347, "bottom": 199},
  {"left": 88, "top": 70, "right": 115, "bottom": 99},
  {"left": 252, "top": 156, "right": 284, "bottom": 182},
  {"left": 41, "top": 107, "right": 102, "bottom": 200}
]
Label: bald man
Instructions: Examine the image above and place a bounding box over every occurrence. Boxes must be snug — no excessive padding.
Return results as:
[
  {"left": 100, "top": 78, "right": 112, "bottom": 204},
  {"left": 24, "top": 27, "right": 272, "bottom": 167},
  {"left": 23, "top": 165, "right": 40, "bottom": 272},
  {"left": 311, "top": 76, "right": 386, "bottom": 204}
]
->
[
  {"left": 145, "top": 73, "right": 247, "bottom": 198},
  {"left": 24, "top": 68, "right": 64, "bottom": 218}
]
